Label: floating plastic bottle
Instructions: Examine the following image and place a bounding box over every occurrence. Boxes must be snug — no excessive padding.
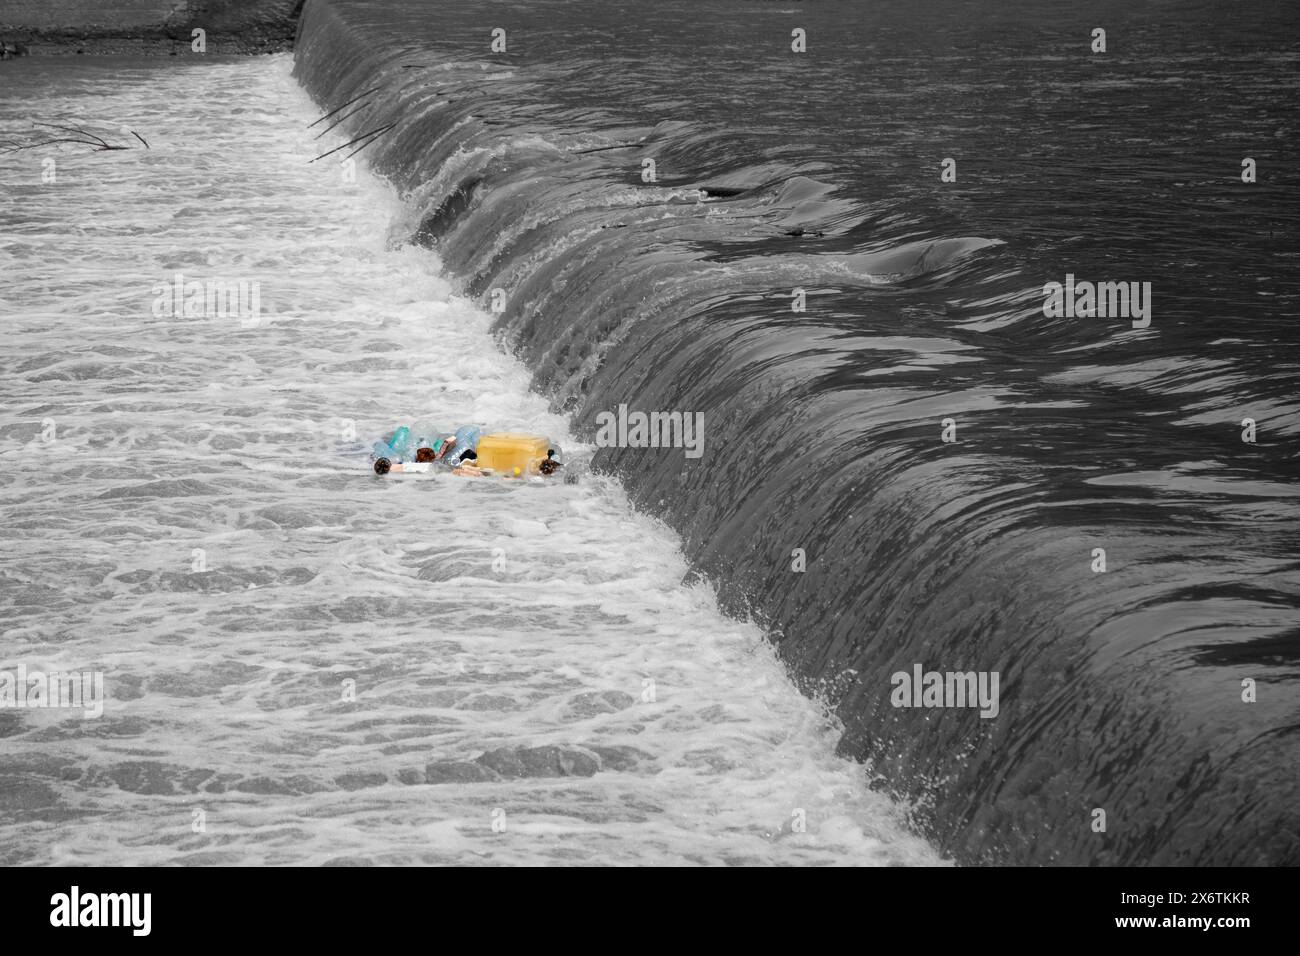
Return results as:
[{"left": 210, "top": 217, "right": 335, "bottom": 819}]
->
[
  {"left": 370, "top": 425, "right": 412, "bottom": 471},
  {"left": 447, "top": 424, "right": 483, "bottom": 465},
  {"left": 417, "top": 422, "right": 467, "bottom": 460},
  {"left": 385, "top": 425, "right": 412, "bottom": 460},
  {"left": 410, "top": 422, "right": 438, "bottom": 449},
  {"left": 540, "top": 442, "right": 563, "bottom": 476}
]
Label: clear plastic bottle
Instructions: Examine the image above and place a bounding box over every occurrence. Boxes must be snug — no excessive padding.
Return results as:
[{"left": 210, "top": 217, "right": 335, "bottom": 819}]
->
[
  {"left": 447, "top": 424, "right": 483, "bottom": 465},
  {"left": 410, "top": 422, "right": 438, "bottom": 449},
  {"left": 370, "top": 425, "right": 411, "bottom": 464}
]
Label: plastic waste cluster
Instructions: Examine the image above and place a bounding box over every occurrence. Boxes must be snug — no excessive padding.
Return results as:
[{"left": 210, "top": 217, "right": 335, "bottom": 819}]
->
[
  {"left": 370, "top": 425, "right": 412, "bottom": 465},
  {"left": 447, "top": 425, "right": 482, "bottom": 465},
  {"left": 370, "top": 423, "right": 487, "bottom": 475},
  {"left": 370, "top": 423, "right": 562, "bottom": 478}
]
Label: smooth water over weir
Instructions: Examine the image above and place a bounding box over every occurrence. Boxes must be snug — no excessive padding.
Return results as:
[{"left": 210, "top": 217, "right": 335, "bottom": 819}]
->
[
  {"left": 288, "top": 0, "right": 1300, "bottom": 866},
  {"left": 0, "top": 56, "right": 942, "bottom": 865}
]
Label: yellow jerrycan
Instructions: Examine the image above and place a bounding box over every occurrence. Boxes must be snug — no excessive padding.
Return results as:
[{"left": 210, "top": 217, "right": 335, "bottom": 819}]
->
[{"left": 473, "top": 433, "right": 552, "bottom": 477}]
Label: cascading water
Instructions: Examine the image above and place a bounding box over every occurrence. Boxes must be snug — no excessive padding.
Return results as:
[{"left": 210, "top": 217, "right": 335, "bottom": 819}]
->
[
  {"left": 290, "top": 0, "right": 1300, "bottom": 865},
  {"left": 0, "top": 52, "right": 944, "bottom": 865}
]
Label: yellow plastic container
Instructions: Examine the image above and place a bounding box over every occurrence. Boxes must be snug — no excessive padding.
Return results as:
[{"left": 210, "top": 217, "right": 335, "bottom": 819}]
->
[{"left": 474, "top": 433, "right": 551, "bottom": 477}]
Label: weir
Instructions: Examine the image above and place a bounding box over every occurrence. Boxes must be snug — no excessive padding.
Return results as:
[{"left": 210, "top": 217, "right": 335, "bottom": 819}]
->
[{"left": 287, "top": 0, "right": 1299, "bottom": 866}]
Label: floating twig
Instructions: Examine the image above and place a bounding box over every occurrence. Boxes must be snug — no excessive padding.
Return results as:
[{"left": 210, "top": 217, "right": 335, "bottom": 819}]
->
[
  {"left": 307, "top": 86, "right": 382, "bottom": 129},
  {"left": 314, "top": 99, "right": 375, "bottom": 139},
  {"left": 572, "top": 143, "right": 641, "bottom": 154},
  {"left": 342, "top": 125, "right": 396, "bottom": 161},
  {"left": 309, "top": 122, "right": 396, "bottom": 163},
  {"left": 35, "top": 122, "right": 110, "bottom": 148},
  {"left": 1, "top": 122, "right": 143, "bottom": 153}
]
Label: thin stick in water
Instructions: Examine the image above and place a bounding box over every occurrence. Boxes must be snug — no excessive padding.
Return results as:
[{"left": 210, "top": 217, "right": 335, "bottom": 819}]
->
[
  {"left": 307, "top": 86, "right": 382, "bottom": 129},
  {"left": 309, "top": 123, "right": 396, "bottom": 163}
]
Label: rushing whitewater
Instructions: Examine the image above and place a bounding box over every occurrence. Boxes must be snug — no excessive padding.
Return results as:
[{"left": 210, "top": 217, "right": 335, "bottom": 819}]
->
[
  {"left": 290, "top": 0, "right": 1300, "bottom": 866},
  {"left": 0, "top": 56, "right": 942, "bottom": 865}
]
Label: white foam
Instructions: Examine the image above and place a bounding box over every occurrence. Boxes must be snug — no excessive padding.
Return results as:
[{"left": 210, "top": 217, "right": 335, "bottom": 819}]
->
[{"left": 0, "top": 55, "right": 944, "bottom": 866}]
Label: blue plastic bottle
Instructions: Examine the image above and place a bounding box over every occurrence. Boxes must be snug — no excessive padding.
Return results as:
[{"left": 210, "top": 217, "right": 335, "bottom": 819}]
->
[
  {"left": 370, "top": 425, "right": 411, "bottom": 463},
  {"left": 388, "top": 425, "right": 412, "bottom": 459}
]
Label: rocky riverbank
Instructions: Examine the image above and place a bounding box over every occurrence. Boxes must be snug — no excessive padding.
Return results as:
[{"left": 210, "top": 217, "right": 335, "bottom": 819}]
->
[{"left": 0, "top": 0, "right": 301, "bottom": 55}]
